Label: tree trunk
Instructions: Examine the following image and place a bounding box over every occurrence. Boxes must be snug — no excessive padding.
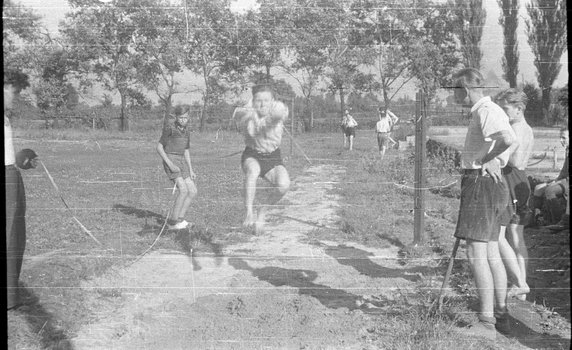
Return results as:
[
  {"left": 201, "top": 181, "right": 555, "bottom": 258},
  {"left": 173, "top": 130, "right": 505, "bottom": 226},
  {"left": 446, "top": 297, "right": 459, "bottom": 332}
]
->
[
  {"left": 339, "top": 86, "right": 346, "bottom": 121},
  {"left": 120, "top": 93, "right": 129, "bottom": 132},
  {"left": 541, "top": 86, "right": 552, "bottom": 124}
]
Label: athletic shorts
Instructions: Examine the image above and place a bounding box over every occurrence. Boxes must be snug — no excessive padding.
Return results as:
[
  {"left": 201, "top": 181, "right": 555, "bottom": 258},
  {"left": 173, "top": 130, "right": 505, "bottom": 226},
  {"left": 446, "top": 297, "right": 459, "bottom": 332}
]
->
[
  {"left": 162, "top": 153, "right": 191, "bottom": 181},
  {"left": 454, "top": 171, "right": 511, "bottom": 242},
  {"left": 502, "top": 166, "right": 532, "bottom": 225},
  {"left": 241, "top": 147, "right": 284, "bottom": 178},
  {"left": 377, "top": 132, "right": 390, "bottom": 150},
  {"left": 344, "top": 127, "right": 356, "bottom": 137}
]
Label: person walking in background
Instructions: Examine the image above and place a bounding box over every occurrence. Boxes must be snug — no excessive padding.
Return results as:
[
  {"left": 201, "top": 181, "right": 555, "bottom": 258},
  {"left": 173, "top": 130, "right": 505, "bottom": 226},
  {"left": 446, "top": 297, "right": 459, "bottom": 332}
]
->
[
  {"left": 375, "top": 107, "right": 399, "bottom": 160},
  {"left": 157, "top": 105, "right": 197, "bottom": 230},
  {"left": 5, "top": 71, "right": 38, "bottom": 310},
  {"left": 451, "top": 68, "right": 516, "bottom": 339},
  {"left": 238, "top": 84, "right": 290, "bottom": 234},
  {"left": 342, "top": 109, "right": 358, "bottom": 151},
  {"left": 495, "top": 88, "right": 534, "bottom": 301},
  {"left": 530, "top": 126, "right": 568, "bottom": 228}
]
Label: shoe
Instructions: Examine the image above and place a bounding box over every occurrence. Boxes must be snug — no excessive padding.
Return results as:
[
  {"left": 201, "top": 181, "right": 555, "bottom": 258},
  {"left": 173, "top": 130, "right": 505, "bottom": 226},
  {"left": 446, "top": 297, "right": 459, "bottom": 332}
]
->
[
  {"left": 456, "top": 321, "right": 496, "bottom": 340},
  {"left": 507, "top": 284, "right": 530, "bottom": 299},
  {"left": 167, "top": 220, "right": 188, "bottom": 230},
  {"left": 180, "top": 220, "right": 193, "bottom": 228},
  {"left": 546, "top": 215, "right": 569, "bottom": 232},
  {"left": 494, "top": 310, "right": 511, "bottom": 335}
]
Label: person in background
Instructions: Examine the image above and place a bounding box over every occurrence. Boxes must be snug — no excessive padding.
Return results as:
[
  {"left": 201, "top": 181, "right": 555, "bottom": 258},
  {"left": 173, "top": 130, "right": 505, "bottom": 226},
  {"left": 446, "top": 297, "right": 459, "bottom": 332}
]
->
[
  {"left": 342, "top": 109, "right": 358, "bottom": 151},
  {"left": 530, "top": 126, "right": 568, "bottom": 227},
  {"left": 375, "top": 107, "right": 399, "bottom": 160}
]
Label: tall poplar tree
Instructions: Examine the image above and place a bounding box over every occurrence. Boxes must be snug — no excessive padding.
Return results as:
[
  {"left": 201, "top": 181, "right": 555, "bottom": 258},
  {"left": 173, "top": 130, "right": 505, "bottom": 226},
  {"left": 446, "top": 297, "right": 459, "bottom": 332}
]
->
[
  {"left": 453, "top": 0, "right": 486, "bottom": 69},
  {"left": 498, "top": 0, "right": 520, "bottom": 88}
]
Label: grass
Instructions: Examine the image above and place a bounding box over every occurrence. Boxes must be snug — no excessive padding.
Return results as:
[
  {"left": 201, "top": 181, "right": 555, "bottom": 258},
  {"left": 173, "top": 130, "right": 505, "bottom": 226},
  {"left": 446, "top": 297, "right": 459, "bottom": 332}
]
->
[{"left": 9, "top": 127, "right": 568, "bottom": 350}]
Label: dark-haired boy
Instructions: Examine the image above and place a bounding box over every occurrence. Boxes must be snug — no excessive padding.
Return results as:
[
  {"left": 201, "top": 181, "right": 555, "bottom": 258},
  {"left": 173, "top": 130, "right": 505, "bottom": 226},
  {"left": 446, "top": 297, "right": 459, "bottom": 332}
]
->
[{"left": 157, "top": 105, "right": 197, "bottom": 230}]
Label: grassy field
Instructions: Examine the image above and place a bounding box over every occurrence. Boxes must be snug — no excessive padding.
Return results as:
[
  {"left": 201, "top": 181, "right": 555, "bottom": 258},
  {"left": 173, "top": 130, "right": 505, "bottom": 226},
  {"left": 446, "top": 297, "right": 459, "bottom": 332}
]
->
[{"left": 9, "top": 126, "right": 570, "bottom": 349}]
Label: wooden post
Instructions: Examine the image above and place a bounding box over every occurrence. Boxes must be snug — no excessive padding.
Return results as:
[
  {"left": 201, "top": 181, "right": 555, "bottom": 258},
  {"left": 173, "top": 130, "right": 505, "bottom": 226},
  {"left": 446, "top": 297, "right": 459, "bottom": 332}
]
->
[
  {"left": 413, "top": 90, "right": 426, "bottom": 245},
  {"left": 553, "top": 147, "right": 558, "bottom": 169}
]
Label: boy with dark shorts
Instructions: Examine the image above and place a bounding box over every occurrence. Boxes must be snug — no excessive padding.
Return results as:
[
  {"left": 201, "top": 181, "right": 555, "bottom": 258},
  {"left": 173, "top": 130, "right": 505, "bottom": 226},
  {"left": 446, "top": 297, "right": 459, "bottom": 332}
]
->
[
  {"left": 495, "top": 89, "right": 534, "bottom": 301},
  {"left": 375, "top": 107, "right": 399, "bottom": 159},
  {"left": 238, "top": 84, "right": 290, "bottom": 233},
  {"left": 452, "top": 68, "right": 516, "bottom": 339},
  {"left": 157, "top": 105, "right": 197, "bottom": 230},
  {"left": 342, "top": 109, "right": 358, "bottom": 151}
]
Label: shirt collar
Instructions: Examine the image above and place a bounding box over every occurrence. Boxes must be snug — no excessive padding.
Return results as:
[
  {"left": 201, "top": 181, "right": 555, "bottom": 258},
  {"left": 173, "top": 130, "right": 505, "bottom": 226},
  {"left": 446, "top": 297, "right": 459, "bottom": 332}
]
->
[{"left": 470, "top": 96, "right": 491, "bottom": 113}]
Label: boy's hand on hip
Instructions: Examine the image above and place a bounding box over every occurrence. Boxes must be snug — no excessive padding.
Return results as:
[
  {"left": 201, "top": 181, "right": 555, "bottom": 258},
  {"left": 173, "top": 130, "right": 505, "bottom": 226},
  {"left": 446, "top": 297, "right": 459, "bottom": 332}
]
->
[
  {"left": 170, "top": 165, "right": 181, "bottom": 173},
  {"left": 482, "top": 158, "right": 502, "bottom": 183},
  {"left": 190, "top": 171, "right": 197, "bottom": 180}
]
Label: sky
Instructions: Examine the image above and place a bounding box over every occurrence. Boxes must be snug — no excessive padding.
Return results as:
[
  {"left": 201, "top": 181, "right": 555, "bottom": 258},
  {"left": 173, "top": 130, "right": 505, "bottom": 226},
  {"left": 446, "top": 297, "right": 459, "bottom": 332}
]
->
[{"left": 13, "top": 0, "right": 569, "bottom": 104}]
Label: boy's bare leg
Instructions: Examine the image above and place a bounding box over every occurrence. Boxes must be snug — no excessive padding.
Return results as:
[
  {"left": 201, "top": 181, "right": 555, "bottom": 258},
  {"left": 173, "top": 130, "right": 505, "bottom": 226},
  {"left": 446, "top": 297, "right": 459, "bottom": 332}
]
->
[
  {"left": 349, "top": 135, "right": 354, "bottom": 151},
  {"left": 487, "top": 237, "right": 508, "bottom": 312},
  {"left": 242, "top": 158, "right": 261, "bottom": 227},
  {"left": 171, "top": 177, "right": 188, "bottom": 221},
  {"left": 179, "top": 178, "right": 197, "bottom": 222},
  {"left": 257, "top": 165, "right": 290, "bottom": 233},
  {"left": 507, "top": 223, "right": 529, "bottom": 300},
  {"left": 466, "top": 239, "right": 496, "bottom": 319}
]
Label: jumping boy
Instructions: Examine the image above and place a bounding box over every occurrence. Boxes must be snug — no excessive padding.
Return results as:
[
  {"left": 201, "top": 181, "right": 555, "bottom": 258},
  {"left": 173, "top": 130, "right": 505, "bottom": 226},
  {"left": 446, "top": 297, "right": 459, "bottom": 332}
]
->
[
  {"left": 451, "top": 68, "right": 516, "bottom": 339},
  {"left": 495, "top": 88, "right": 534, "bottom": 301},
  {"left": 239, "top": 84, "right": 290, "bottom": 233},
  {"left": 157, "top": 105, "right": 197, "bottom": 230}
]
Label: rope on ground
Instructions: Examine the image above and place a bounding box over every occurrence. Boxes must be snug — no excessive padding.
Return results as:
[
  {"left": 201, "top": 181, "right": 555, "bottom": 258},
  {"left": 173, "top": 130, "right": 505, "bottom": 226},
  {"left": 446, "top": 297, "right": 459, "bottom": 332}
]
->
[{"left": 40, "top": 161, "right": 102, "bottom": 246}]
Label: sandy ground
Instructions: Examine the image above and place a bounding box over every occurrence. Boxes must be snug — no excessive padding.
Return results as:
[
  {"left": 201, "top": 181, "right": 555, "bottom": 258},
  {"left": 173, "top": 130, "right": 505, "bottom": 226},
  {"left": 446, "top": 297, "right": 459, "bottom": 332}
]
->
[{"left": 70, "top": 164, "right": 431, "bottom": 349}]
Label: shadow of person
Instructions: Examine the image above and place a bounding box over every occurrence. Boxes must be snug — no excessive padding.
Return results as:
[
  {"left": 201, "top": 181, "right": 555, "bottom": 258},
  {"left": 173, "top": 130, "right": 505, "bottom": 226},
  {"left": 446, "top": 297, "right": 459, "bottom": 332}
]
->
[
  {"left": 113, "top": 204, "right": 167, "bottom": 236},
  {"left": 8, "top": 285, "right": 74, "bottom": 350},
  {"left": 228, "top": 257, "right": 392, "bottom": 313},
  {"left": 324, "top": 244, "right": 430, "bottom": 281}
]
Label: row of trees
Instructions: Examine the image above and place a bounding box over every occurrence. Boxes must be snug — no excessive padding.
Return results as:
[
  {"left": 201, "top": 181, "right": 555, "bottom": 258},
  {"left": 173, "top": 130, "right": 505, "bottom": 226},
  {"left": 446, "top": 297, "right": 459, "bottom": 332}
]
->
[{"left": 3, "top": 0, "right": 568, "bottom": 131}]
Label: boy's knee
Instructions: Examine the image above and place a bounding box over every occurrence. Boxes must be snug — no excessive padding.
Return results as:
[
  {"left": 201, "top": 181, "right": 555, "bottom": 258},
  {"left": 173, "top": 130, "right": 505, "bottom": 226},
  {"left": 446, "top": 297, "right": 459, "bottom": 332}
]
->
[{"left": 278, "top": 178, "right": 290, "bottom": 194}]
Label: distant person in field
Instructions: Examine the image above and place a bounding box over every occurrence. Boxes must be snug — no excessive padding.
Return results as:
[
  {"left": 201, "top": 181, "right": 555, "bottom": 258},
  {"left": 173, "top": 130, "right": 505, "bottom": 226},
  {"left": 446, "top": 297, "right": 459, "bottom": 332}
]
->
[
  {"left": 341, "top": 109, "right": 358, "bottom": 151},
  {"left": 495, "top": 88, "right": 534, "bottom": 301},
  {"left": 451, "top": 68, "right": 516, "bottom": 339},
  {"left": 375, "top": 107, "right": 399, "bottom": 159},
  {"left": 530, "top": 126, "right": 569, "bottom": 228},
  {"left": 5, "top": 71, "right": 39, "bottom": 310},
  {"left": 157, "top": 105, "right": 197, "bottom": 230},
  {"left": 238, "top": 84, "right": 290, "bottom": 234}
]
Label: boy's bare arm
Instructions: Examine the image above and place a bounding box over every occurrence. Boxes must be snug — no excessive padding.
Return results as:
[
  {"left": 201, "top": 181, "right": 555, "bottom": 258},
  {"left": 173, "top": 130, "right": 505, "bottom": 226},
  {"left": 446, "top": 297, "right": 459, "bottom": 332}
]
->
[
  {"left": 480, "top": 130, "right": 515, "bottom": 182},
  {"left": 184, "top": 148, "right": 196, "bottom": 179}
]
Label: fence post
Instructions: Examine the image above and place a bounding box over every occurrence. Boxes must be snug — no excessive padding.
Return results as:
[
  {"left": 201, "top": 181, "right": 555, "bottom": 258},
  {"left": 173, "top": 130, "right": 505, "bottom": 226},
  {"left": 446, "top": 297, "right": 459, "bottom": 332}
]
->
[
  {"left": 291, "top": 98, "right": 294, "bottom": 158},
  {"left": 413, "top": 90, "right": 427, "bottom": 245}
]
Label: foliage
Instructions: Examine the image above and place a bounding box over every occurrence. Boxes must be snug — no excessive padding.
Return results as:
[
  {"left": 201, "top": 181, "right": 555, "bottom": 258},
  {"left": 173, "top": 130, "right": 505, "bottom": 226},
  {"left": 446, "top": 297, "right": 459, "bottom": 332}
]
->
[
  {"left": 498, "top": 0, "right": 520, "bottom": 88},
  {"left": 452, "top": 0, "right": 486, "bottom": 70},
  {"left": 526, "top": 0, "right": 567, "bottom": 121}
]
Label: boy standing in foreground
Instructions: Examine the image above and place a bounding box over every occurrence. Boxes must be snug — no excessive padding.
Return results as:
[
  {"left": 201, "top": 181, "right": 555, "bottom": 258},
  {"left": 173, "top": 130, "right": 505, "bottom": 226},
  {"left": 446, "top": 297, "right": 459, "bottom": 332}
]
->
[
  {"left": 495, "top": 89, "right": 534, "bottom": 301},
  {"left": 452, "top": 68, "right": 516, "bottom": 339},
  {"left": 157, "top": 105, "right": 197, "bottom": 230},
  {"left": 239, "top": 84, "right": 290, "bottom": 233}
]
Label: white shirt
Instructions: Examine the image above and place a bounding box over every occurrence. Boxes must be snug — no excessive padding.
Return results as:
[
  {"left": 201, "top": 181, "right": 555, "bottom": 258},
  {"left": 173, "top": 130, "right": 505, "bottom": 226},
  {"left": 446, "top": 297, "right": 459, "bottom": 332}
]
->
[{"left": 4, "top": 116, "right": 15, "bottom": 166}]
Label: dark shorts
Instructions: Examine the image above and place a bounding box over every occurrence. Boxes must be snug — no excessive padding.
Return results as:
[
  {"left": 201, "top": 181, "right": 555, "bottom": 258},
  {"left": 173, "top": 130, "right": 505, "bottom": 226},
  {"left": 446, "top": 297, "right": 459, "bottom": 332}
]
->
[
  {"left": 344, "top": 127, "right": 356, "bottom": 137},
  {"left": 162, "top": 153, "right": 191, "bottom": 181},
  {"left": 503, "top": 166, "right": 532, "bottom": 225},
  {"left": 377, "top": 132, "right": 390, "bottom": 149},
  {"left": 241, "top": 147, "right": 284, "bottom": 178},
  {"left": 454, "top": 171, "right": 511, "bottom": 242}
]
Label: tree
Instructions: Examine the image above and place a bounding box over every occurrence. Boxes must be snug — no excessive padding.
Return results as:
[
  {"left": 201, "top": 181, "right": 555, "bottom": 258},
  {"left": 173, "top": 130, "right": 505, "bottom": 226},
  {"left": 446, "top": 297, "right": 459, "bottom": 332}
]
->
[
  {"left": 61, "top": 0, "right": 155, "bottom": 131},
  {"left": 526, "top": 0, "right": 567, "bottom": 123},
  {"left": 498, "top": 0, "right": 520, "bottom": 88},
  {"left": 452, "top": 0, "right": 486, "bottom": 69},
  {"left": 183, "top": 0, "right": 250, "bottom": 131},
  {"left": 2, "top": 0, "right": 44, "bottom": 72}
]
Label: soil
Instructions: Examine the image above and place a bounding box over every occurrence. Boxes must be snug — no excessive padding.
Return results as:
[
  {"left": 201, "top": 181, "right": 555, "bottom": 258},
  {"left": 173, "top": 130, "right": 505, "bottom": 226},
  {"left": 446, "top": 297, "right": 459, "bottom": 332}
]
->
[{"left": 8, "top": 163, "right": 571, "bottom": 350}]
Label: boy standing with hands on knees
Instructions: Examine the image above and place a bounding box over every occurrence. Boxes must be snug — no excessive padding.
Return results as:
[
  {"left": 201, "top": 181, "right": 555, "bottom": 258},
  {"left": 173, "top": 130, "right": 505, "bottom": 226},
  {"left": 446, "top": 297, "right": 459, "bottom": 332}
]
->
[{"left": 157, "top": 105, "right": 197, "bottom": 230}]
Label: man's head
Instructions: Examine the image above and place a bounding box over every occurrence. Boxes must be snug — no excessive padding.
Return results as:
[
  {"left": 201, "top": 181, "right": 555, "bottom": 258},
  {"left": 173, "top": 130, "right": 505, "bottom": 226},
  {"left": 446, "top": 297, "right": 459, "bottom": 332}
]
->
[
  {"left": 451, "top": 68, "right": 484, "bottom": 107},
  {"left": 252, "top": 84, "right": 275, "bottom": 118},
  {"left": 560, "top": 126, "right": 569, "bottom": 148},
  {"left": 495, "top": 88, "right": 528, "bottom": 123}
]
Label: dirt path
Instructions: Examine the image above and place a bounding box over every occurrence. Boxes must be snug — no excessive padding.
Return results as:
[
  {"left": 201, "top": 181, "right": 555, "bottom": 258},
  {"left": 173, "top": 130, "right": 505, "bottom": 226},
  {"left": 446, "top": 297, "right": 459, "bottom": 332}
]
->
[
  {"left": 69, "top": 164, "right": 426, "bottom": 349},
  {"left": 67, "top": 164, "right": 570, "bottom": 350}
]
